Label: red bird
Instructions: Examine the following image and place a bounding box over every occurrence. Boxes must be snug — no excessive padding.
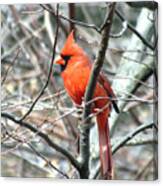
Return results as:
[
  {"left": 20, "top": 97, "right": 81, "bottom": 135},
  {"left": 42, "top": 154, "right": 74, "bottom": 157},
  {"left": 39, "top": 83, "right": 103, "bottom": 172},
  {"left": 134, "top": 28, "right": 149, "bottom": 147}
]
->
[{"left": 55, "top": 31, "right": 119, "bottom": 179}]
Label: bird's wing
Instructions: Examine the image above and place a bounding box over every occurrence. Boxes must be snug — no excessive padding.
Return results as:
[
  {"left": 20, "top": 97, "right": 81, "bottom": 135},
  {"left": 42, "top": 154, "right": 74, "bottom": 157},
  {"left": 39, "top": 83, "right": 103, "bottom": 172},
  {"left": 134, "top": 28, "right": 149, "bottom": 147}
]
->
[{"left": 98, "top": 72, "right": 119, "bottom": 113}]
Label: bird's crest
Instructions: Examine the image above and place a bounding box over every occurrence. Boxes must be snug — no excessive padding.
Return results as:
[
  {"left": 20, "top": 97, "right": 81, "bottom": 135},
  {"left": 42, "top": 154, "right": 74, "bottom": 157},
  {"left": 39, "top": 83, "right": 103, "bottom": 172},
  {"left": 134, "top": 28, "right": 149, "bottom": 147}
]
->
[{"left": 61, "top": 30, "right": 85, "bottom": 56}]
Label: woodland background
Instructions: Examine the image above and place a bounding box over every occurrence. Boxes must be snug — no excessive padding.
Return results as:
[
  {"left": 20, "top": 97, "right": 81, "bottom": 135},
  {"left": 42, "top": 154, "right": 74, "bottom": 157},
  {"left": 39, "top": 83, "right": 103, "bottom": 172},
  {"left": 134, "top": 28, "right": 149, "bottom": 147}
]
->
[{"left": 1, "top": 2, "right": 158, "bottom": 180}]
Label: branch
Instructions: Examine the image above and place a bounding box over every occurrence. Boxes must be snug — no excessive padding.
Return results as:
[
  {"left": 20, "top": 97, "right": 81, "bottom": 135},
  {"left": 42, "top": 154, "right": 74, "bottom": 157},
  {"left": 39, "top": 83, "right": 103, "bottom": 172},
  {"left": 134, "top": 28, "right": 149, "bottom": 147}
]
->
[
  {"left": 68, "top": 3, "right": 76, "bottom": 32},
  {"left": 2, "top": 126, "right": 69, "bottom": 178},
  {"left": 27, "top": 143, "right": 69, "bottom": 178},
  {"left": 108, "top": 21, "right": 127, "bottom": 38},
  {"left": 83, "top": 3, "right": 116, "bottom": 123},
  {"left": 115, "top": 9, "right": 156, "bottom": 50},
  {"left": 123, "top": 136, "right": 157, "bottom": 146},
  {"left": 79, "top": 3, "right": 116, "bottom": 179},
  {"left": 19, "top": 4, "right": 60, "bottom": 121},
  {"left": 112, "top": 122, "right": 156, "bottom": 154},
  {"left": 1, "top": 112, "right": 81, "bottom": 171},
  {"left": 40, "top": 4, "right": 124, "bottom": 38},
  {"left": 135, "top": 157, "right": 153, "bottom": 180},
  {"left": 40, "top": 4, "right": 100, "bottom": 33},
  {"left": 110, "top": 8, "right": 157, "bottom": 136},
  {"left": 1, "top": 48, "right": 21, "bottom": 86}
]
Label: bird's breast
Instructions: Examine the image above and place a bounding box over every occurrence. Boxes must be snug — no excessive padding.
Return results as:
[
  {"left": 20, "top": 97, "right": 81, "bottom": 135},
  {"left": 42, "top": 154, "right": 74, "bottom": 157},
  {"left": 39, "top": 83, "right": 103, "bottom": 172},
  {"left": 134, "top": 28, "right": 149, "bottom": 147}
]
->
[{"left": 61, "top": 65, "right": 90, "bottom": 105}]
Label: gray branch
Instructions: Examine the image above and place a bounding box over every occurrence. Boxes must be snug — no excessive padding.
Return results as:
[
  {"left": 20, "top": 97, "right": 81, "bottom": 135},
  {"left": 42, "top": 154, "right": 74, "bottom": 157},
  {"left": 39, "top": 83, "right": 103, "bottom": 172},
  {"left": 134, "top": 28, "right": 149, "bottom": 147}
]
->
[
  {"left": 1, "top": 112, "right": 81, "bottom": 171},
  {"left": 110, "top": 8, "right": 157, "bottom": 135},
  {"left": 79, "top": 3, "right": 116, "bottom": 179}
]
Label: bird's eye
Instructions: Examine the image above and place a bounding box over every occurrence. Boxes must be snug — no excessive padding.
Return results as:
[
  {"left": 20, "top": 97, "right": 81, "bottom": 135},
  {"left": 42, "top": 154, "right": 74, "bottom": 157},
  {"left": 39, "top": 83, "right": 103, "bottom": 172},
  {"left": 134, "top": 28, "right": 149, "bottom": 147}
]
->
[{"left": 61, "top": 55, "right": 71, "bottom": 62}]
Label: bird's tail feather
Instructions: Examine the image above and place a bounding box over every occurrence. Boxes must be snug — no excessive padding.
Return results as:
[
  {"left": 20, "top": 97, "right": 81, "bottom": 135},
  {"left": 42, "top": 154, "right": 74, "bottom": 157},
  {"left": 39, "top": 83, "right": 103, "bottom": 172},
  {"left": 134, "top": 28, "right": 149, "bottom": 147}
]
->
[{"left": 96, "top": 114, "right": 113, "bottom": 179}]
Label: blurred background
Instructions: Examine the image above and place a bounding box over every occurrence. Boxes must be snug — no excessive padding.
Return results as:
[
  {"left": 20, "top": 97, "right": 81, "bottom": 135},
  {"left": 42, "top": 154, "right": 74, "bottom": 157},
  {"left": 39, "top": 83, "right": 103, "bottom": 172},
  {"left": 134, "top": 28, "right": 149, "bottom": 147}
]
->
[{"left": 1, "top": 2, "right": 157, "bottom": 180}]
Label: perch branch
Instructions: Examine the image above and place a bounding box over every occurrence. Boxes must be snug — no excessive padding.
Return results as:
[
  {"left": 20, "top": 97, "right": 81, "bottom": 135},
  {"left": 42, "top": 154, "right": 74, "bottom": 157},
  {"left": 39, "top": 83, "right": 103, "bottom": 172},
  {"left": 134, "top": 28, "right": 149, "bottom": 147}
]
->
[{"left": 79, "top": 3, "right": 116, "bottom": 179}]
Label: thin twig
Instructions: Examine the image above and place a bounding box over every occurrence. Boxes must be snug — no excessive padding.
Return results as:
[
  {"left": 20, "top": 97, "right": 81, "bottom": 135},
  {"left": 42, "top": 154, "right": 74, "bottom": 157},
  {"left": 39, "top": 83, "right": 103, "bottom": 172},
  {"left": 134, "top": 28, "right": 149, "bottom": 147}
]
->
[
  {"left": 113, "top": 75, "right": 155, "bottom": 89},
  {"left": 1, "top": 48, "right": 21, "bottom": 86},
  {"left": 19, "top": 4, "right": 60, "bottom": 121},
  {"left": 40, "top": 4, "right": 125, "bottom": 38},
  {"left": 27, "top": 143, "right": 69, "bottom": 179},
  {"left": 135, "top": 157, "right": 153, "bottom": 180},
  {"left": 115, "top": 9, "right": 156, "bottom": 51},
  {"left": 2, "top": 90, "right": 65, "bottom": 112},
  {"left": 40, "top": 4, "right": 100, "bottom": 33},
  {"left": 108, "top": 21, "right": 127, "bottom": 38}
]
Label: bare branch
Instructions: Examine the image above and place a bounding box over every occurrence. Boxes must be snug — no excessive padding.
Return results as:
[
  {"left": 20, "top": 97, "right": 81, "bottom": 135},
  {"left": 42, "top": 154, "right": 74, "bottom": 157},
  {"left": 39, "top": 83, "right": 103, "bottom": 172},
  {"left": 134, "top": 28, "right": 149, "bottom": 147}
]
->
[
  {"left": 68, "top": 3, "right": 76, "bottom": 32},
  {"left": 112, "top": 122, "right": 156, "bottom": 154},
  {"left": 1, "top": 112, "right": 81, "bottom": 171},
  {"left": 40, "top": 4, "right": 125, "bottom": 39},
  {"left": 79, "top": 3, "right": 116, "bottom": 179},
  {"left": 111, "top": 136, "right": 158, "bottom": 147},
  {"left": 40, "top": 4, "right": 100, "bottom": 33},
  {"left": 108, "top": 21, "right": 127, "bottom": 38},
  {"left": 115, "top": 9, "right": 156, "bottom": 50},
  {"left": 1, "top": 48, "right": 21, "bottom": 86},
  {"left": 135, "top": 157, "right": 153, "bottom": 180},
  {"left": 27, "top": 143, "right": 69, "bottom": 178},
  {"left": 19, "top": 4, "right": 60, "bottom": 121}
]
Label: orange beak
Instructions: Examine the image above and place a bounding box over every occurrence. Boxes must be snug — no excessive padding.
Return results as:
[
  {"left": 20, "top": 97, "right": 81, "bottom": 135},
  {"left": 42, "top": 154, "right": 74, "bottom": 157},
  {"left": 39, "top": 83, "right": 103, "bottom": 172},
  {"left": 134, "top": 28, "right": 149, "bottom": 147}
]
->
[{"left": 54, "top": 58, "right": 65, "bottom": 65}]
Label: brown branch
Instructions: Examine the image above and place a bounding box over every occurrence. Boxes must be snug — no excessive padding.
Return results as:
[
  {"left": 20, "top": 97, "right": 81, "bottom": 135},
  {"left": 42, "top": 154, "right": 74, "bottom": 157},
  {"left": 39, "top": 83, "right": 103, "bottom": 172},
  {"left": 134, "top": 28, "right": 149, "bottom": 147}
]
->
[
  {"left": 3, "top": 126, "right": 69, "bottom": 178},
  {"left": 40, "top": 4, "right": 123, "bottom": 38},
  {"left": 135, "top": 157, "right": 153, "bottom": 180},
  {"left": 83, "top": 3, "right": 116, "bottom": 123},
  {"left": 40, "top": 4, "right": 100, "bottom": 33},
  {"left": 79, "top": 3, "right": 116, "bottom": 179},
  {"left": 1, "top": 48, "right": 21, "bottom": 86},
  {"left": 124, "top": 91, "right": 154, "bottom": 111},
  {"left": 1, "top": 112, "right": 81, "bottom": 171},
  {"left": 27, "top": 143, "right": 69, "bottom": 178},
  {"left": 19, "top": 4, "right": 60, "bottom": 121},
  {"left": 69, "top": 3, "right": 76, "bottom": 32}
]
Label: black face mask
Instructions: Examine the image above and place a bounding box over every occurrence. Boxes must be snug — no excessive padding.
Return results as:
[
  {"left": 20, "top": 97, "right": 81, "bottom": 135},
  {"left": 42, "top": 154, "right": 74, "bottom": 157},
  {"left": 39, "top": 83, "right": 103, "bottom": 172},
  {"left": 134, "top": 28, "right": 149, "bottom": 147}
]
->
[{"left": 60, "top": 55, "right": 71, "bottom": 72}]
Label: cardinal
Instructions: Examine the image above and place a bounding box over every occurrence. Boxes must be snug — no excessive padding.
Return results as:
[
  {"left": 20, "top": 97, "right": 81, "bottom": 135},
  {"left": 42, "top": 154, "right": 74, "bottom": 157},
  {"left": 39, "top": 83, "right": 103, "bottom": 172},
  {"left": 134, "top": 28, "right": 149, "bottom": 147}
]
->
[{"left": 55, "top": 30, "right": 119, "bottom": 179}]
